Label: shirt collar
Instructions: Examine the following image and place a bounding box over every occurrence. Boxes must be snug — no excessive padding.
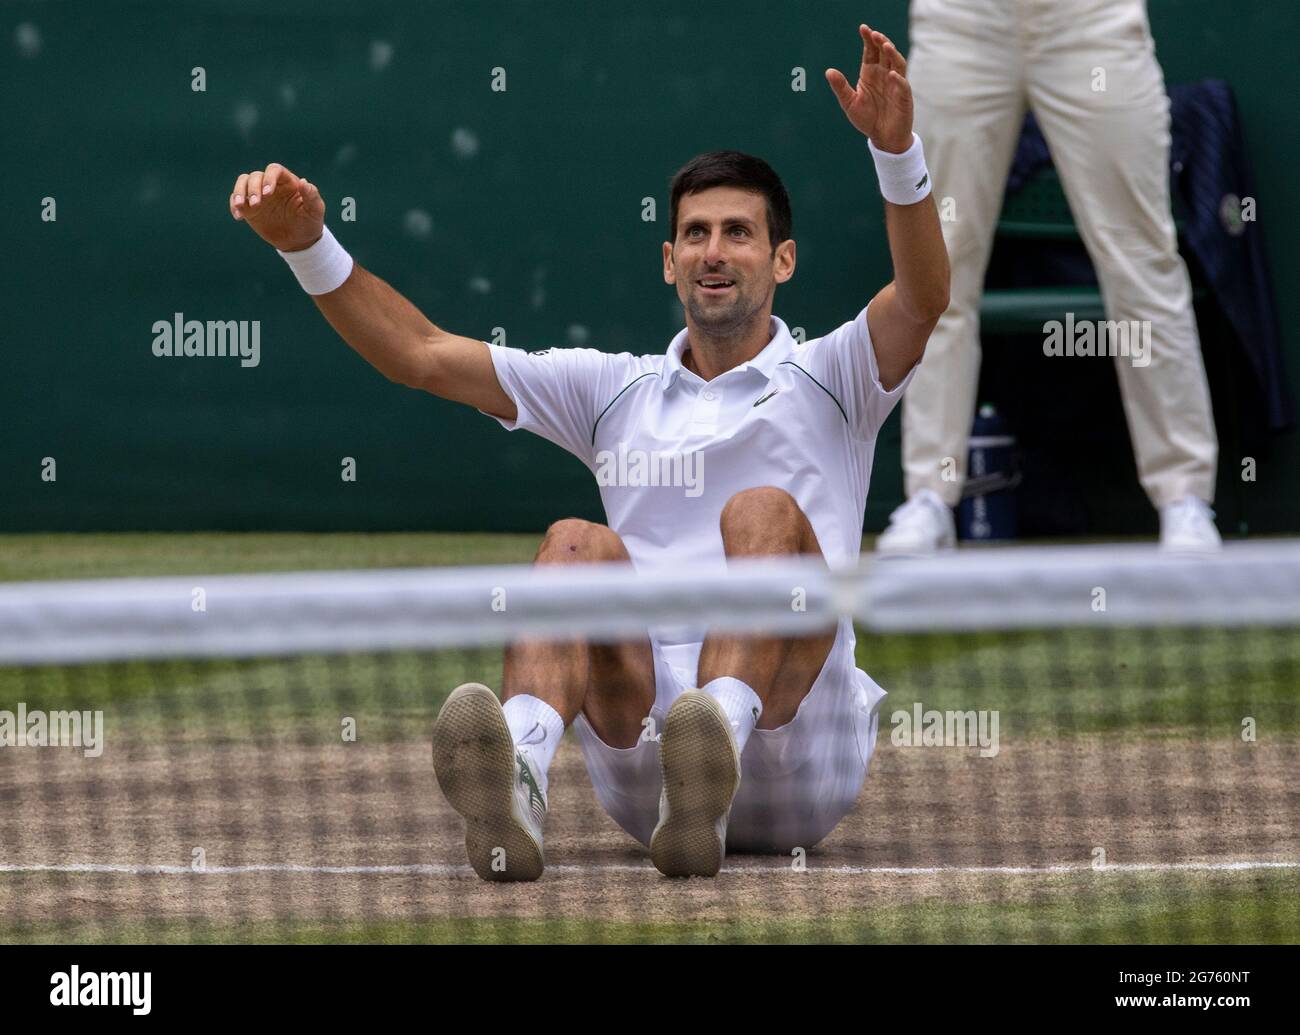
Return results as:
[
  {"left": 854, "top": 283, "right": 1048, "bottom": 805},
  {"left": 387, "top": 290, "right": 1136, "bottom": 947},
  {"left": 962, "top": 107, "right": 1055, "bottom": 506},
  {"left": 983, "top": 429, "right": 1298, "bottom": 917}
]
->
[{"left": 661, "top": 315, "right": 794, "bottom": 389}]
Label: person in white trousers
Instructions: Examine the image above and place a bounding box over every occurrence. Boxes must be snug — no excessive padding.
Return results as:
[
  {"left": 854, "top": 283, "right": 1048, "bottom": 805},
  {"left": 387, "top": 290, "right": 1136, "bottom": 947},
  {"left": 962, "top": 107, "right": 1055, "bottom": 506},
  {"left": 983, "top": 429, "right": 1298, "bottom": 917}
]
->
[{"left": 877, "top": 0, "right": 1221, "bottom": 554}]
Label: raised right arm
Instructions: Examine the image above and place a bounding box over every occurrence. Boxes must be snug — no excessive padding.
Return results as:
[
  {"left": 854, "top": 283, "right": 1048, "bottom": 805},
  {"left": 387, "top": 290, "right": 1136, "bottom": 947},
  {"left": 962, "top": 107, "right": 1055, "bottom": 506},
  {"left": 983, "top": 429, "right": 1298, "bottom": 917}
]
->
[{"left": 229, "top": 162, "right": 516, "bottom": 421}]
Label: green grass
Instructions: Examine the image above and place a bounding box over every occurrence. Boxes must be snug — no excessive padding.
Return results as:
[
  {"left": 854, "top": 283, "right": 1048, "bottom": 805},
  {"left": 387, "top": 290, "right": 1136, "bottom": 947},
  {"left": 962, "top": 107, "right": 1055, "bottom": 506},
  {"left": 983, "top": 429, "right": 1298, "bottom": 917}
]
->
[
  {"left": 2, "top": 534, "right": 1296, "bottom": 945},
  {"left": 0, "top": 649, "right": 502, "bottom": 745},
  {"left": 0, "top": 533, "right": 528, "bottom": 742},
  {"left": 0, "top": 531, "right": 541, "bottom": 582},
  {"left": 7, "top": 871, "right": 1297, "bottom": 944},
  {"left": 3, "top": 533, "right": 1297, "bottom": 741},
  {"left": 862, "top": 626, "right": 1300, "bottom": 738},
  {"left": 6, "top": 625, "right": 1295, "bottom": 745}
]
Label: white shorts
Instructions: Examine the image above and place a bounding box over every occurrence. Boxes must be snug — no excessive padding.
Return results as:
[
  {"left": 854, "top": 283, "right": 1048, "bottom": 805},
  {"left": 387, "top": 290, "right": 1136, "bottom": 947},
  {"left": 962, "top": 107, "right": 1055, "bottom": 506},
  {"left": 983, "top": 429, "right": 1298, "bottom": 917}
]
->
[{"left": 571, "top": 618, "right": 886, "bottom": 853}]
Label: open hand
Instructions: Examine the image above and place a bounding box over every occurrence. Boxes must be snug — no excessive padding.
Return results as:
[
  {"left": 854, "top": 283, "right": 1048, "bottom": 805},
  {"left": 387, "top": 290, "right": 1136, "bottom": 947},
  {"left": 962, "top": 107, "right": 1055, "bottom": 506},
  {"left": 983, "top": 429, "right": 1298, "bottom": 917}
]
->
[{"left": 825, "top": 24, "right": 914, "bottom": 153}]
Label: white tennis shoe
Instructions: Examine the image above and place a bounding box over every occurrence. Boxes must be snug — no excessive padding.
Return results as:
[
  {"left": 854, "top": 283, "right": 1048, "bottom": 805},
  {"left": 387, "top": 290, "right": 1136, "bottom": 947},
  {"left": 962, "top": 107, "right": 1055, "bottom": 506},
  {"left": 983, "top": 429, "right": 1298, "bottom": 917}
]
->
[
  {"left": 650, "top": 690, "right": 742, "bottom": 878},
  {"left": 875, "top": 489, "right": 957, "bottom": 557},
  {"left": 1159, "top": 496, "right": 1222, "bottom": 553},
  {"left": 431, "top": 682, "right": 547, "bottom": 882}
]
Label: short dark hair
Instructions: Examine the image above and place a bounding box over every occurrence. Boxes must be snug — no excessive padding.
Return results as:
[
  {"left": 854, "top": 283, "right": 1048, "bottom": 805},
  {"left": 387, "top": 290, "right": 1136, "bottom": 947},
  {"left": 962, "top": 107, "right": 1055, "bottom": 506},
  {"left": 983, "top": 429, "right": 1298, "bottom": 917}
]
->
[{"left": 668, "top": 150, "right": 792, "bottom": 253}]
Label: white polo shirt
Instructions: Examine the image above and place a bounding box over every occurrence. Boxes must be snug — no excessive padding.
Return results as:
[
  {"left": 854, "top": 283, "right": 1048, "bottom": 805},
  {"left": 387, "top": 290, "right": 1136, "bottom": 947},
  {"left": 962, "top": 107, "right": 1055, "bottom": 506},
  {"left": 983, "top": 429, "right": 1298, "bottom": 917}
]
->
[{"left": 485, "top": 305, "right": 913, "bottom": 636}]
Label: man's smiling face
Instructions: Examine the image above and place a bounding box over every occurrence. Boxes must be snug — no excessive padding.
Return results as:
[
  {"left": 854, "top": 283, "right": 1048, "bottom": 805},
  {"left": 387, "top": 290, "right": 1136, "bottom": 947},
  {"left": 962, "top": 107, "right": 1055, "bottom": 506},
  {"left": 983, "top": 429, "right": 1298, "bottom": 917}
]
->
[{"left": 663, "top": 186, "right": 795, "bottom": 335}]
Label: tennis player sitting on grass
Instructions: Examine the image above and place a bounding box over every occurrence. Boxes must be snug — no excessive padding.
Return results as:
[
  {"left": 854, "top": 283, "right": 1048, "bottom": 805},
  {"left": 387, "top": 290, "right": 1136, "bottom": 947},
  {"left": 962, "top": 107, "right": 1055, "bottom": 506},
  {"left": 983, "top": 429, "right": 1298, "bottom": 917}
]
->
[{"left": 229, "top": 24, "right": 949, "bottom": 880}]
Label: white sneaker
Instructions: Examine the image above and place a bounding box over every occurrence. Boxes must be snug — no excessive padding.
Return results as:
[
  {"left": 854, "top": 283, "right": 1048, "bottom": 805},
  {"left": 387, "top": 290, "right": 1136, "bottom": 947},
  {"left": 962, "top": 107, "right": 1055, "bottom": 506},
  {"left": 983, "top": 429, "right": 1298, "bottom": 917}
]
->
[
  {"left": 431, "top": 682, "right": 546, "bottom": 882},
  {"left": 1159, "top": 497, "right": 1222, "bottom": 553},
  {"left": 875, "top": 489, "right": 957, "bottom": 556},
  {"left": 649, "top": 690, "right": 741, "bottom": 878}
]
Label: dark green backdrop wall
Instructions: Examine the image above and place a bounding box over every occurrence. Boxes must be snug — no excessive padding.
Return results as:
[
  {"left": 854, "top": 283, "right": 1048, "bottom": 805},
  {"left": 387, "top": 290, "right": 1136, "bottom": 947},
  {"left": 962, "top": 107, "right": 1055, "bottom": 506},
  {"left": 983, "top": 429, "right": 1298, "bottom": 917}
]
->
[{"left": 3, "top": 1, "right": 1297, "bottom": 533}]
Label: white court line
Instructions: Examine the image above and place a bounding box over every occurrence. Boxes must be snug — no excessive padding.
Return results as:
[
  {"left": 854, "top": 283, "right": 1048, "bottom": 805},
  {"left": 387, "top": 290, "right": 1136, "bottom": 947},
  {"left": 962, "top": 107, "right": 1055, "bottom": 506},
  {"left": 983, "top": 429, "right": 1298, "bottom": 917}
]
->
[{"left": 1, "top": 860, "right": 1297, "bottom": 877}]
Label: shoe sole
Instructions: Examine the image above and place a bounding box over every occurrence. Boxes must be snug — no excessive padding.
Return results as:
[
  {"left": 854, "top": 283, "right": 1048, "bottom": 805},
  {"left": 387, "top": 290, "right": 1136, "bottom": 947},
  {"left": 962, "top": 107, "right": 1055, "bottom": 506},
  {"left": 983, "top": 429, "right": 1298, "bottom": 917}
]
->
[
  {"left": 431, "top": 683, "right": 544, "bottom": 882},
  {"left": 650, "top": 691, "right": 741, "bottom": 878}
]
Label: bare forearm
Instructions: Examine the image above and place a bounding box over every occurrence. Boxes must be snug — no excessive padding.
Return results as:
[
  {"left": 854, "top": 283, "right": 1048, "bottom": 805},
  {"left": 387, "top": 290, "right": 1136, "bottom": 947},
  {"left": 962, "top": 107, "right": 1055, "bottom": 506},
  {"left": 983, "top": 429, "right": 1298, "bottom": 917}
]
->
[
  {"left": 228, "top": 162, "right": 513, "bottom": 415},
  {"left": 308, "top": 263, "right": 514, "bottom": 417},
  {"left": 883, "top": 195, "right": 950, "bottom": 322},
  {"left": 310, "top": 263, "right": 439, "bottom": 387},
  {"left": 828, "top": 22, "right": 951, "bottom": 387}
]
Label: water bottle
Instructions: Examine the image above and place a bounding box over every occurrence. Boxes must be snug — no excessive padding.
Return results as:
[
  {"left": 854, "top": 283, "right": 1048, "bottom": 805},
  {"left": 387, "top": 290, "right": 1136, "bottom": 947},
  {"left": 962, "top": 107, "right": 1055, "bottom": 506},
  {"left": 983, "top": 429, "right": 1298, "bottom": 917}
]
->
[{"left": 958, "top": 404, "right": 1019, "bottom": 542}]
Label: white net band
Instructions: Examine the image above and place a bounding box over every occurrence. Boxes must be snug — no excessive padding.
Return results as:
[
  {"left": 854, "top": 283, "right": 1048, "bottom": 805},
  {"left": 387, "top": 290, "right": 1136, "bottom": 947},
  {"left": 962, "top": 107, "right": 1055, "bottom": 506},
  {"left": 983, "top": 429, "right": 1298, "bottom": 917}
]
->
[{"left": 3, "top": 541, "right": 1299, "bottom": 664}]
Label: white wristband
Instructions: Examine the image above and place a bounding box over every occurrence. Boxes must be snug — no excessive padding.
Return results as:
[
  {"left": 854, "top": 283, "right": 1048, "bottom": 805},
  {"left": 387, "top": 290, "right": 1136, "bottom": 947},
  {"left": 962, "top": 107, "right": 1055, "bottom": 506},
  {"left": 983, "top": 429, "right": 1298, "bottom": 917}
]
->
[
  {"left": 277, "top": 225, "right": 354, "bottom": 295},
  {"left": 868, "top": 132, "right": 932, "bottom": 206}
]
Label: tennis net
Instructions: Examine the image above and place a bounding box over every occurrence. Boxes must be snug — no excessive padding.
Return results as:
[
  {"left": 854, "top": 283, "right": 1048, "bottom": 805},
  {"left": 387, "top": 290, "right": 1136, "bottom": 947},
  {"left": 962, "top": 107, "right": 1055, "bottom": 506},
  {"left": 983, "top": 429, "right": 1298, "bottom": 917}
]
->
[{"left": 1, "top": 542, "right": 1298, "bottom": 943}]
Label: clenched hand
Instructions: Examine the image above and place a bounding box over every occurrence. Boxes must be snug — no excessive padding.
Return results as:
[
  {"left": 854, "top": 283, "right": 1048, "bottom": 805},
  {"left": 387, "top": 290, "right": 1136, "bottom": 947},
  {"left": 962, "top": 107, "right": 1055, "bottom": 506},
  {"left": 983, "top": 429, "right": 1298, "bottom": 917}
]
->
[{"left": 229, "top": 163, "right": 326, "bottom": 253}]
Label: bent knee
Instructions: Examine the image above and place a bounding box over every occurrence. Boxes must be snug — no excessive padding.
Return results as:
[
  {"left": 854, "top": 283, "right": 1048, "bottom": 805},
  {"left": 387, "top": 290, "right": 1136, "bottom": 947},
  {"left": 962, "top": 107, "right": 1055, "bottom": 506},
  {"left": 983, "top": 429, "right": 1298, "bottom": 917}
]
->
[
  {"left": 722, "top": 486, "right": 800, "bottom": 518},
  {"left": 720, "top": 486, "right": 803, "bottom": 531},
  {"left": 537, "top": 518, "right": 628, "bottom": 563},
  {"left": 719, "top": 487, "right": 814, "bottom": 557}
]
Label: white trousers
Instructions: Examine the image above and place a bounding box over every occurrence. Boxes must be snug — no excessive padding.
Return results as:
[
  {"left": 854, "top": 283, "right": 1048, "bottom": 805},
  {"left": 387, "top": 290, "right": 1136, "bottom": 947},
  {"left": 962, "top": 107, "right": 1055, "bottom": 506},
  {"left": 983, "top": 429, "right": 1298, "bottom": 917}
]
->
[{"left": 903, "top": 0, "right": 1217, "bottom": 508}]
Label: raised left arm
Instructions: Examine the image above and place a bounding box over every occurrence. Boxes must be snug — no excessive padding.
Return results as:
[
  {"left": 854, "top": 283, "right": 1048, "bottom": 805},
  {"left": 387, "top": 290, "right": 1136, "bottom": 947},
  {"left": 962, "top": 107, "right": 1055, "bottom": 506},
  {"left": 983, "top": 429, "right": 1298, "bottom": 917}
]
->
[
  {"left": 826, "top": 23, "right": 950, "bottom": 391},
  {"left": 869, "top": 190, "right": 950, "bottom": 390}
]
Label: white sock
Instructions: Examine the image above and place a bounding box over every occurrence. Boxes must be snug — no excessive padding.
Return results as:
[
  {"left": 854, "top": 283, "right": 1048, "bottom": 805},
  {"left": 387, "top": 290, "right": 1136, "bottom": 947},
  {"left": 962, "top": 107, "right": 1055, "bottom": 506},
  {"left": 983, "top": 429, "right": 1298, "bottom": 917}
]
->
[
  {"left": 502, "top": 694, "right": 565, "bottom": 793},
  {"left": 700, "top": 676, "right": 762, "bottom": 753}
]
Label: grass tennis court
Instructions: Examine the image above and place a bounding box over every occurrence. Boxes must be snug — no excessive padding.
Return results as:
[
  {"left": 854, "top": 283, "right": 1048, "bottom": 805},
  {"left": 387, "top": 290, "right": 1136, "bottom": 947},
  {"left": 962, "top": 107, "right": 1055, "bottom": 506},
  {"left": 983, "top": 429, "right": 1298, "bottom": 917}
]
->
[{"left": 2, "top": 533, "right": 1297, "bottom": 944}]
